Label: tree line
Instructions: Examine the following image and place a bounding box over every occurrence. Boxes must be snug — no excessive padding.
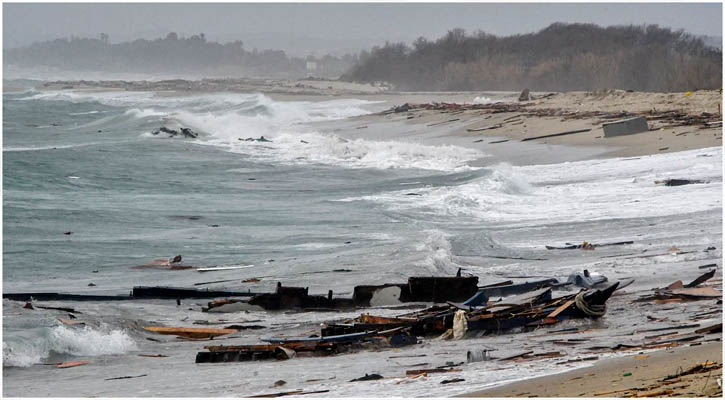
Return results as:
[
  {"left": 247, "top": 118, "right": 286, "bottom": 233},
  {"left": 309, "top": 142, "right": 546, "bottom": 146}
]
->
[
  {"left": 342, "top": 23, "right": 722, "bottom": 92},
  {"left": 3, "top": 32, "right": 357, "bottom": 78}
]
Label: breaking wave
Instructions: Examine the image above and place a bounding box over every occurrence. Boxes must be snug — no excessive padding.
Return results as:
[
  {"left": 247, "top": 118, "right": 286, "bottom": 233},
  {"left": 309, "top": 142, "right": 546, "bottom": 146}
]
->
[
  {"left": 416, "top": 230, "right": 463, "bottom": 275},
  {"left": 20, "top": 89, "right": 482, "bottom": 171},
  {"left": 343, "top": 148, "right": 722, "bottom": 226},
  {"left": 3, "top": 324, "right": 137, "bottom": 368}
]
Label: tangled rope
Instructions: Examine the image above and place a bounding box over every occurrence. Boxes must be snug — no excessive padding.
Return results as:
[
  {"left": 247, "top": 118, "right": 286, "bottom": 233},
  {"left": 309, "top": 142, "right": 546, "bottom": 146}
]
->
[{"left": 574, "top": 291, "right": 606, "bottom": 317}]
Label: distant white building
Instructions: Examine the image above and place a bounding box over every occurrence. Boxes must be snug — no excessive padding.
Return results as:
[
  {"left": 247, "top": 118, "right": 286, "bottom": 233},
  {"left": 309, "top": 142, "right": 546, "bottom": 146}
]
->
[{"left": 306, "top": 61, "right": 317, "bottom": 76}]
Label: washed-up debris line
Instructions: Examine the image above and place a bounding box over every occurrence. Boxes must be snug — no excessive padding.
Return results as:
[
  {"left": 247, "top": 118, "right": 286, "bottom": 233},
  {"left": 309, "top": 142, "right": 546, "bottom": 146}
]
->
[{"left": 382, "top": 102, "right": 721, "bottom": 129}]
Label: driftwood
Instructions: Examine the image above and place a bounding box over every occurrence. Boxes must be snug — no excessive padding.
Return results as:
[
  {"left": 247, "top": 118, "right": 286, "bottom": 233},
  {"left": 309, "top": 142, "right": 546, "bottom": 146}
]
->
[
  {"left": 521, "top": 128, "right": 591, "bottom": 141},
  {"left": 467, "top": 124, "right": 502, "bottom": 132}
]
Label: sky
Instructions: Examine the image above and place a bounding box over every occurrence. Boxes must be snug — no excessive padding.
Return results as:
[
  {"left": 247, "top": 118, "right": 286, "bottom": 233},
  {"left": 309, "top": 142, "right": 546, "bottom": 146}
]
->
[{"left": 3, "top": 3, "right": 722, "bottom": 56}]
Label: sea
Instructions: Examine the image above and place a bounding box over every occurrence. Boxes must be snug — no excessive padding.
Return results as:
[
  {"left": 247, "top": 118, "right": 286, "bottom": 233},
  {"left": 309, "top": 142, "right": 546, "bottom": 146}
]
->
[{"left": 2, "top": 80, "right": 722, "bottom": 396}]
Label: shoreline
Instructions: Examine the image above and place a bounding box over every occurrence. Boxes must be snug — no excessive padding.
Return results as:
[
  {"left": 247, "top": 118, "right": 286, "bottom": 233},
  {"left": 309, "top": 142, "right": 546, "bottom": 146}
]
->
[{"left": 12, "top": 78, "right": 722, "bottom": 160}]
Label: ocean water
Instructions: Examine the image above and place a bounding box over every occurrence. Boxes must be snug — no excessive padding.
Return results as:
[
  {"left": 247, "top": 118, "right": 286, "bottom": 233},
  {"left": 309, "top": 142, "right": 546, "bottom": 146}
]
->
[{"left": 3, "top": 83, "right": 722, "bottom": 396}]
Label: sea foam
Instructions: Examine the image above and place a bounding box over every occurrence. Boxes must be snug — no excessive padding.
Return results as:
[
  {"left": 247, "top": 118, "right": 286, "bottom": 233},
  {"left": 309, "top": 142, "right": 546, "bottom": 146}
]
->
[
  {"left": 3, "top": 324, "right": 137, "bottom": 368},
  {"left": 22, "top": 89, "right": 483, "bottom": 171}
]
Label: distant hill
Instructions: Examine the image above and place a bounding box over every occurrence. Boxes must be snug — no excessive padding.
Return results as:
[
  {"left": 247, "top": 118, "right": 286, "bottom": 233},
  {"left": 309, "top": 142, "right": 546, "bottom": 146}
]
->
[
  {"left": 3, "top": 33, "right": 357, "bottom": 79},
  {"left": 342, "top": 23, "right": 722, "bottom": 92}
]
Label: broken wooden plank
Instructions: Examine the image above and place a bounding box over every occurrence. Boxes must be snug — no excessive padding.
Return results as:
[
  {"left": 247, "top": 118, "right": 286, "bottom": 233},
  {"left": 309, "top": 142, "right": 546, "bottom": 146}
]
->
[
  {"left": 427, "top": 119, "right": 460, "bottom": 127},
  {"left": 669, "top": 287, "right": 721, "bottom": 299},
  {"left": 546, "top": 299, "right": 576, "bottom": 319},
  {"left": 635, "top": 324, "right": 701, "bottom": 334},
  {"left": 521, "top": 128, "right": 591, "bottom": 142},
  {"left": 35, "top": 305, "right": 82, "bottom": 314},
  {"left": 105, "top": 374, "right": 148, "bottom": 381},
  {"left": 694, "top": 323, "right": 722, "bottom": 334},
  {"left": 467, "top": 124, "right": 502, "bottom": 132},
  {"left": 56, "top": 360, "right": 90, "bottom": 368},
  {"left": 406, "top": 368, "right": 461, "bottom": 376},
  {"left": 248, "top": 389, "right": 330, "bottom": 398},
  {"left": 684, "top": 269, "right": 716, "bottom": 288},
  {"left": 498, "top": 351, "right": 534, "bottom": 361},
  {"left": 144, "top": 326, "right": 237, "bottom": 339}
]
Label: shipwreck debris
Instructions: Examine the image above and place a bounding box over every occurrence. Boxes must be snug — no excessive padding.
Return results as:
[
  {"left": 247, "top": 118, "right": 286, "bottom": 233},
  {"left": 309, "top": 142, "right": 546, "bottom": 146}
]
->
[
  {"left": 350, "top": 373, "right": 384, "bottom": 382},
  {"left": 654, "top": 178, "right": 708, "bottom": 186},
  {"left": 602, "top": 116, "right": 649, "bottom": 137},
  {"left": 545, "top": 240, "right": 633, "bottom": 250},
  {"left": 144, "top": 326, "right": 237, "bottom": 339}
]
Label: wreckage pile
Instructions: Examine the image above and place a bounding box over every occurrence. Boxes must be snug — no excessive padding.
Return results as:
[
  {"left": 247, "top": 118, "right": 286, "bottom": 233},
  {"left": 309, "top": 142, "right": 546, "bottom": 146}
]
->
[
  {"left": 8, "top": 257, "right": 720, "bottom": 376},
  {"left": 194, "top": 279, "right": 621, "bottom": 364}
]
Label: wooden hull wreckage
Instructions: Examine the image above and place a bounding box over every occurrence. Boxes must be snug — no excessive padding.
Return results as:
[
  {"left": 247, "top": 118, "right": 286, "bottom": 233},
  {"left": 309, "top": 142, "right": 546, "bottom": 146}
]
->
[{"left": 195, "top": 280, "right": 621, "bottom": 363}]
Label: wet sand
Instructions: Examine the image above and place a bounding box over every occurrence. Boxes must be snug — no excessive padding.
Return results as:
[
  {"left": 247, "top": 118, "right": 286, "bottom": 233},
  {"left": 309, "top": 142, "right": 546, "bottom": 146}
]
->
[{"left": 465, "top": 341, "right": 722, "bottom": 398}]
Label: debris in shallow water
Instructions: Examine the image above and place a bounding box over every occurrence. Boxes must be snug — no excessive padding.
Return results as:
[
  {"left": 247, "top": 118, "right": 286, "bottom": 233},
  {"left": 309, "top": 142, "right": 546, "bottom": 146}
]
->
[
  {"left": 350, "top": 373, "right": 383, "bottom": 382},
  {"left": 248, "top": 389, "right": 330, "bottom": 398},
  {"left": 144, "top": 326, "right": 237, "bottom": 339},
  {"left": 467, "top": 348, "right": 492, "bottom": 363},
  {"left": 654, "top": 178, "right": 708, "bottom": 186},
  {"left": 441, "top": 378, "right": 466, "bottom": 384},
  {"left": 406, "top": 368, "right": 461, "bottom": 375},
  {"left": 105, "top": 374, "right": 147, "bottom": 381},
  {"left": 35, "top": 305, "right": 81, "bottom": 314},
  {"left": 151, "top": 126, "right": 199, "bottom": 138},
  {"left": 566, "top": 269, "right": 608, "bottom": 288},
  {"left": 56, "top": 360, "right": 90, "bottom": 368},
  {"left": 546, "top": 240, "right": 633, "bottom": 250}
]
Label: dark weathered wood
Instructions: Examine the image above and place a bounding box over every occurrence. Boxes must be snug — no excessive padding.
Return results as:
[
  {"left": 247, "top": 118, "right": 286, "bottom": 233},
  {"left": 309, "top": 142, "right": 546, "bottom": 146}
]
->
[
  {"left": 4, "top": 292, "right": 131, "bottom": 302},
  {"left": 521, "top": 128, "right": 591, "bottom": 142},
  {"left": 467, "top": 124, "right": 502, "bottom": 132},
  {"left": 684, "top": 269, "right": 716, "bottom": 288},
  {"left": 694, "top": 323, "right": 722, "bottom": 334},
  {"left": 407, "top": 276, "right": 479, "bottom": 303},
  {"left": 498, "top": 351, "right": 534, "bottom": 361},
  {"left": 427, "top": 119, "right": 460, "bottom": 127},
  {"left": 406, "top": 368, "right": 460, "bottom": 375}
]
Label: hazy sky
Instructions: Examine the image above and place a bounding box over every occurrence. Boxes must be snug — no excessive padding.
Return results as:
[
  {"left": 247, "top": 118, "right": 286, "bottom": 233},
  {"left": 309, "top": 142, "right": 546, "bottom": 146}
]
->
[{"left": 4, "top": 3, "right": 722, "bottom": 56}]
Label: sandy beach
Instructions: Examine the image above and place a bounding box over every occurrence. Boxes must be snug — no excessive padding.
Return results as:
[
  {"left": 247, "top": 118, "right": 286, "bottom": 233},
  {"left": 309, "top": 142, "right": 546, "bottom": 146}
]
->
[
  {"left": 339, "top": 88, "right": 722, "bottom": 161},
  {"left": 466, "top": 341, "right": 722, "bottom": 397}
]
